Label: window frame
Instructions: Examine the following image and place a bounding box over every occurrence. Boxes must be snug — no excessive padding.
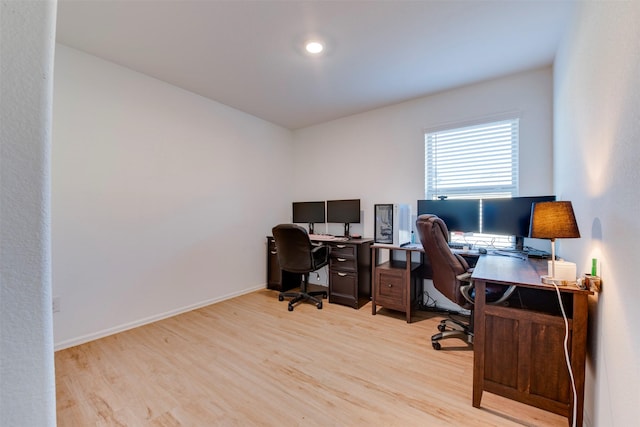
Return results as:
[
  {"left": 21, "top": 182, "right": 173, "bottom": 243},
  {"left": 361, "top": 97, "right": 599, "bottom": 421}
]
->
[{"left": 424, "top": 116, "right": 520, "bottom": 201}]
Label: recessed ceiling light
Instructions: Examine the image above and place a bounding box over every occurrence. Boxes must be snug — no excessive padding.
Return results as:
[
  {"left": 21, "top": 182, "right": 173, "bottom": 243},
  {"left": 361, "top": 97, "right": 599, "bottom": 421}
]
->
[{"left": 305, "top": 41, "right": 324, "bottom": 54}]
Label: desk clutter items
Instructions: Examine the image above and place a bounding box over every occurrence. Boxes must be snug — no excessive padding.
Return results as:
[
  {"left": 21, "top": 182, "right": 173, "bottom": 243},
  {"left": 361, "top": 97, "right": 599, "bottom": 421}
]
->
[
  {"left": 546, "top": 260, "right": 577, "bottom": 285},
  {"left": 579, "top": 274, "right": 602, "bottom": 292}
]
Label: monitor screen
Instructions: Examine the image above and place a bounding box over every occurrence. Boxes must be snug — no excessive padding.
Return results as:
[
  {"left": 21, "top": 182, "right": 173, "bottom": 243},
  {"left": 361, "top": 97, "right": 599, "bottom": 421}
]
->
[
  {"left": 481, "top": 195, "right": 556, "bottom": 237},
  {"left": 417, "top": 199, "right": 480, "bottom": 232},
  {"left": 326, "top": 199, "right": 361, "bottom": 224},
  {"left": 292, "top": 201, "right": 326, "bottom": 224}
]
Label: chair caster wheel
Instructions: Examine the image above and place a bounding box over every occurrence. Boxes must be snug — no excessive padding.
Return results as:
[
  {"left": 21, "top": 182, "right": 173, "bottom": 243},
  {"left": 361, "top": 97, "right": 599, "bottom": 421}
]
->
[
  {"left": 288, "top": 305, "right": 294, "bottom": 311},
  {"left": 432, "top": 341, "right": 441, "bottom": 350},
  {"left": 438, "top": 324, "right": 446, "bottom": 332},
  {"left": 278, "top": 295, "right": 284, "bottom": 301},
  {"left": 317, "top": 302, "right": 323, "bottom": 309}
]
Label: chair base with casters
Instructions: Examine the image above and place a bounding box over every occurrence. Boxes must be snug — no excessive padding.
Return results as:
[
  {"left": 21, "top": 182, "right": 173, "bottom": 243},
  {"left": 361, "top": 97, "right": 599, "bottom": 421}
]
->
[
  {"left": 430, "top": 281, "right": 515, "bottom": 349},
  {"left": 431, "top": 314, "right": 473, "bottom": 350},
  {"left": 278, "top": 273, "right": 327, "bottom": 311}
]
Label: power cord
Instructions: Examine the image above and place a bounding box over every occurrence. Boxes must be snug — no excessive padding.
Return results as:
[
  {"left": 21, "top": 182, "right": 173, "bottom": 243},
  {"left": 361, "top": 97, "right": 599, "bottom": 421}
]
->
[
  {"left": 418, "top": 290, "right": 471, "bottom": 317},
  {"left": 421, "top": 290, "right": 439, "bottom": 310},
  {"left": 551, "top": 282, "right": 578, "bottom": 427}
]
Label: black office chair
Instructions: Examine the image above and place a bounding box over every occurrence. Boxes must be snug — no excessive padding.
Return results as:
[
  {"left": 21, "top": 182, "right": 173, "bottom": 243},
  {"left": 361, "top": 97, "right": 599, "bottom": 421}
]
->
[
  {"left": 271, "top": 224, "right": 329, "bottom": 311},
  {"left": 416, "top": 214, "right": 515, "bottom": 349}
]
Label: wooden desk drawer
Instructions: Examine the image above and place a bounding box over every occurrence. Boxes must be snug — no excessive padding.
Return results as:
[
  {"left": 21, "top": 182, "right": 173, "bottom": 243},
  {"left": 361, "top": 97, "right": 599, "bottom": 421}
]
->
[
  {"left": 330, "top": 243, "right": 356, "bottom": 259},
  {"left": 329, "top": 271, "right": 357, "bottom": 301},
  {"left": 375, "top": 269, "right": 406, "bottom": 309},
  {"left": 330, "top": 256, "right": 357, "bottom": 272}
]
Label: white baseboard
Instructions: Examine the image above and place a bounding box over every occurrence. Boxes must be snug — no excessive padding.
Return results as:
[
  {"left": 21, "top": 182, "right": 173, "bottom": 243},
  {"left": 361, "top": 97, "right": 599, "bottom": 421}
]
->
[{"left": 54, "top": 284, "right": 266, "bottom": 351}]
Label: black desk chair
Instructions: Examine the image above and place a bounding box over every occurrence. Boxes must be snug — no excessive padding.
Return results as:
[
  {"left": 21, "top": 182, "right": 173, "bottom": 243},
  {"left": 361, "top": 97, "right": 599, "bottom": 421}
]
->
[
  {"left": 272, "top": 224, "right": 329, "bottom": 311},
  {"left": 416, "top": 214, "right": 515, "bottom": 349}
]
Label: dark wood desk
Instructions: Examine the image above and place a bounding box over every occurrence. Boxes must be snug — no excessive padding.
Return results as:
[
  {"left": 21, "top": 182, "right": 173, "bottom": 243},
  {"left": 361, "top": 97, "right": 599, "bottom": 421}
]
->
[
  {"left": 472, "top": 255, "right": 592, "bottom": 426},
  {"left": 266, "top": 237, "right": 373, "bottom": 309}
]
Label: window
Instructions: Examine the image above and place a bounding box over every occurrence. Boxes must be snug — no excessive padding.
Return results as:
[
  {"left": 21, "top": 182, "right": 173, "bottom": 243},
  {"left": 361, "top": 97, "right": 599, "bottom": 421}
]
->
[
  {"left": 425, "top": 118, "right": 519, "bottom": 200},
  {"left": 424, "top": 117, "right": 520, "bottom": 248}
]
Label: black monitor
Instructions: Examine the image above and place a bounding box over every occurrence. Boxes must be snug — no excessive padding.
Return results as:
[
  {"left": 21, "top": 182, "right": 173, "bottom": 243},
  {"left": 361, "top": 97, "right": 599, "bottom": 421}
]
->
[
  {"left": 417, "top": 199, "right": 480, "bottom": 233},
  {"left": 292, "top": 201, "right": 325, "bottom": 234},
  {"left": 481, "top": 195, "right": 556, "bottom": 248},
  {"left": 327, "top": 199, "right": 361, "bottom": 237}
]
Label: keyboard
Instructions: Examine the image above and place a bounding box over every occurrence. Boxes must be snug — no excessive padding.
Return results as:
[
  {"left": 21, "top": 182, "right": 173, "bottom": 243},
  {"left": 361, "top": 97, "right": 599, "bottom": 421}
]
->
[
  {"left": 525, "top": 248, "right": 551, "bottom": 259},
  {"left": 309, "top": 234, "right": 343, "bottom": 241}
]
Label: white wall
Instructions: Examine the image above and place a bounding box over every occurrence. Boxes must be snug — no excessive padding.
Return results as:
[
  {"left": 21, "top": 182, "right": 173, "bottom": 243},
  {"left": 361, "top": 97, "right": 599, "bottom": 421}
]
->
[
  {"left": 553, "top": 2, "right": 639, "bottom": 426},
  {"left": 293, "top": 68, "right": 555, "bottom": 309},
  {"left": 293, "top": 67, "right": 554, "bottom": 238},
  {"left": 52, "top": 45, "right": 294, "bottom": 348},
  {"left": 0, "top": 0, "right": 57, "bottom": 425}
]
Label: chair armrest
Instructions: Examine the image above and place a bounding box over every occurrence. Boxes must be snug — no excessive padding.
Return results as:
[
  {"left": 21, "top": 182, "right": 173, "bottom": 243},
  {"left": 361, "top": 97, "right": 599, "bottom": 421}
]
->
[
  {"left": 456, "top": 272, "right": 472, "bottom": 282},
  {"left": 460, "top": 282, "right": 518, "bottom": 306},
  {"left": 490, "top": 284, "right": 517, "bottom": 304}
]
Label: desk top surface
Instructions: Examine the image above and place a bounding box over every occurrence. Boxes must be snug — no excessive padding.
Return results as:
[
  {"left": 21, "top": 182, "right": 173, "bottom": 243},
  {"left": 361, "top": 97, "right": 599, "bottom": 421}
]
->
[{"left": 472, "top": 255, "right": 592, "bottom": 294}]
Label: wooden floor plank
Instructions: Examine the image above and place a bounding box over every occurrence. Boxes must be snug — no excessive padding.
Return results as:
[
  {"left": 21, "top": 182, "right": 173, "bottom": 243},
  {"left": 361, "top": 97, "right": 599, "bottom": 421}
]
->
[{"left": 56, "top": 289, "right": 567, "bottom": 426}]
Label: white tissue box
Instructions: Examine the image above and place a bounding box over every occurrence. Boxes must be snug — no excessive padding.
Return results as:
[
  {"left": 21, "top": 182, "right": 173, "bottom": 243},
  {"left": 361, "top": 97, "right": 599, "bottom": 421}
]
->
[{"left": 548, "top": 260, "right": 577, "bottom": 281}]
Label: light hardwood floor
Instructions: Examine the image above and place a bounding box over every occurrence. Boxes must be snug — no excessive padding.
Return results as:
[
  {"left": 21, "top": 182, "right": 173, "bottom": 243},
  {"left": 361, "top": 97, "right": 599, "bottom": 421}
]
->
[{"left": 55, "top": 289, "right": 567, "bottom": 426}]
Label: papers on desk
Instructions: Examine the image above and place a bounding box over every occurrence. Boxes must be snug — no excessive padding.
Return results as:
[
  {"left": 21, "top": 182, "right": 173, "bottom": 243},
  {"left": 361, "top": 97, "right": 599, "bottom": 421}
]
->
[{"left": 402, "top": 243, "right": 423, "bottom": 250}]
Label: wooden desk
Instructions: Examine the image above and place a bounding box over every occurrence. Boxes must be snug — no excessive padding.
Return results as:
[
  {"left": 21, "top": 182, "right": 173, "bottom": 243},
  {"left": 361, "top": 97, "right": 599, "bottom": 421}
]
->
[
  {"left": 370, "top": 244, "right": 424, "bottom": 323},
  {"left": 471, "top": 255, "right": 592, "bottom": 426},
  {"left": 266, "top": 237, "right": 373, "bottom": 309}
]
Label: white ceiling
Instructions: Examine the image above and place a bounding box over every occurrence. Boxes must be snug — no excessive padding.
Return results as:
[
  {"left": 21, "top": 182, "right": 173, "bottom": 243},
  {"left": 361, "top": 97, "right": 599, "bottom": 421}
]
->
[{"left": 55, "top": 0, "right": 576, "bottom": 130}]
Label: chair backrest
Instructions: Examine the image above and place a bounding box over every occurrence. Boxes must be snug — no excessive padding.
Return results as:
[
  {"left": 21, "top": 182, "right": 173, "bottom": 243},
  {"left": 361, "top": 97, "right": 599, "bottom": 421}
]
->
[
  {"left": 272, "top": 224, "right": 315, "bottom": 274},
  {"left": 416, "top": 214, "right": 472, "bottom": 308}
]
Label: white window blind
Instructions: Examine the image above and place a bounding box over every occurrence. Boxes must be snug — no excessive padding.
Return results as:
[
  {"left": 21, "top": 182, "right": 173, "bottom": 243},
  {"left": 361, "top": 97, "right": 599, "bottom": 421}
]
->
[{"left": 425, "top": 118, "right": 519, "bottom": 200}]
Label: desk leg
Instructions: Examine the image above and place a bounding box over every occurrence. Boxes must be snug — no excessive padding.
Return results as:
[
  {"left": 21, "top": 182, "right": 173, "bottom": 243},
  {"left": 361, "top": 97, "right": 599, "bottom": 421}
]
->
[
  {"left": 405, "top": 253, "right": 412, "bottom": 323},
  {"left": 472, "top": 279, "right": 486, "bottom": 408},
  {"left": 570, "top": 293, "right": 588, "bottom": 427},
  {"left": 371, "top": 247, "right": 377, "bottom": 316}
]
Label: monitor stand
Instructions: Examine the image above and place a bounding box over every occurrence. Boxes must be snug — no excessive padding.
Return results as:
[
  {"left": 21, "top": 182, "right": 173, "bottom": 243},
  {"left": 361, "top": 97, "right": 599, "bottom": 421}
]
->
[
  {"left": 308, "top": 223, "right": 315, "bottom": 234},
  {"left": 515, "top": 236, "right": 524, "bottom": 251},
  {"left": 343, "top": 223, "right": 350, "bottom": 238}
]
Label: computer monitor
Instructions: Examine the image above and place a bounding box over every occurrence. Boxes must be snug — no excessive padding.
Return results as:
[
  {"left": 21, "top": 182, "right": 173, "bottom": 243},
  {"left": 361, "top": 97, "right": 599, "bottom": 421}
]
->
[
  {"left": 481, "top": 195, "right": 556, "bottom": 248},
  {"left": 416, "top": 199, "right": 480, "bottom": 233},
  {"left": 292, "top": 201, "right": 325, "bottom": 234},
  {"left": 327, "top": 199, "right": 361, "bottom": 237}
]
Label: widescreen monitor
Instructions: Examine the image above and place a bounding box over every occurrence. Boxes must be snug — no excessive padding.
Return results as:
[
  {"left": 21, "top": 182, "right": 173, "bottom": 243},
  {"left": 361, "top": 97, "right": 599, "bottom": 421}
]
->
[
  {"left": 292, "top": 201, "right": 325, "bottom": 234},
  {"left": 481, "top": 195, "right": 556, "bottom": 237},
  {"left": 327, "top": 199, "right": 361, "bottom": 236},
  {"left": 417, "top": 199, "right": 480, "bottom": 233}
]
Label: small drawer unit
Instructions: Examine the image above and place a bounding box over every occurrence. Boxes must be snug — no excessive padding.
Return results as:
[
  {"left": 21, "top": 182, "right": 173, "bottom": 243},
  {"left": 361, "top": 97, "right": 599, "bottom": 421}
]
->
[
  {"left": 374, "top": 267, "right": 407, "bottom": 310},
  {"left": 371, "top": 244, "right": 423, "bottom": 323}
]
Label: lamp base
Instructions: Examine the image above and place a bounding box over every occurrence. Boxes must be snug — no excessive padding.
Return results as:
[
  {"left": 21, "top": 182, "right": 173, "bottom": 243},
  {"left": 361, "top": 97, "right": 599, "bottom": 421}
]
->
[{"left": 540, "top": 275, "right": 577, "bottom": 286}]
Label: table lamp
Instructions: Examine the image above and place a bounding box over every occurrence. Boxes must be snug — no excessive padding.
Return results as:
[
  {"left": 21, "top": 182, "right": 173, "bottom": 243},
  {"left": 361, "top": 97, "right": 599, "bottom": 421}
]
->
[{"left": 528, "top": 201, "right": 580, "bottom": 285}]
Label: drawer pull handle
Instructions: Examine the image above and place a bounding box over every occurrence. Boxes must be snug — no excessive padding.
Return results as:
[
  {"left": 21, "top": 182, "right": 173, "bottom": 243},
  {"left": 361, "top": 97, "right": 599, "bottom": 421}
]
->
[
  {"left": 338, "top": 272, "right": 347, "bottom": 277},
  {"left": 336, "top": 245, "right": 346, "bottom": 248},
  {"left": 387, "top": 284, "right": 393, "bottom": 288},
  {"left": 270, "top": 250, "right": 277, "bottom": 255},
  {"left": 337, "top": 258, "right": 347, "bottom": 262}
]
